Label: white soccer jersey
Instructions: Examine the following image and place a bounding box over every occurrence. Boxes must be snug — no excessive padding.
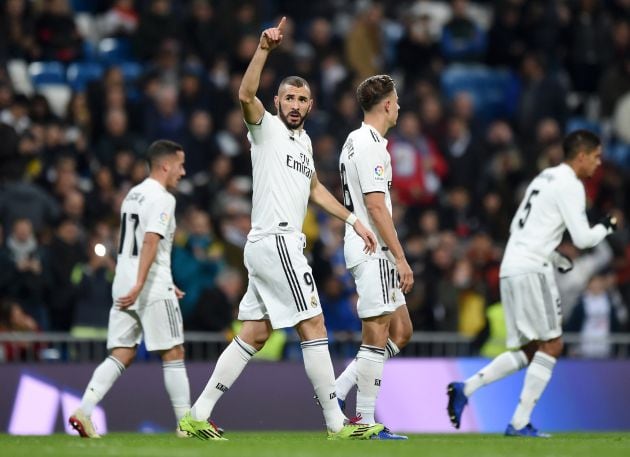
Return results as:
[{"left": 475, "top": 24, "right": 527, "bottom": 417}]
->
[
  {"left": 500, "top": 163, "right": 608, "bottom": 277},
  {"left": 340, "top": 122, "right": 393, "bottom": 268},
  {"left": 112, "top": 178, "right": 176, "bottom": 307},
  {"left": 246, "top": 111, "right": 315, "bottom": 241}
]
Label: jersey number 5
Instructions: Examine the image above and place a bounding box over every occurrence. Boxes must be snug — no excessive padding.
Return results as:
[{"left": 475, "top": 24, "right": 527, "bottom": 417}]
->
[
  {"left": 518, "top": 189, "right": 539, "bottom": 228},
  {"left": 340, "top": 163, "right": 354, "bottom": 212},
  {"left": 118, "top": 212, "right": 140, "bottom": 256}
]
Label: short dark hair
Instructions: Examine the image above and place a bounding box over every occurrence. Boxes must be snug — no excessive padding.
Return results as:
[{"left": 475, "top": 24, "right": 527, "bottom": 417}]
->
[
  {"left": 146, "top": 139, "right": 183, "bottom": 169},
  {"left": 356, "top": 75, "right": 396, "bottom": 112},
  {"left": 563, "top": 129, "right": 601, "bottom": 160},
  {"left": 278, "top": 76, "right": 310, "bottom": 94}
]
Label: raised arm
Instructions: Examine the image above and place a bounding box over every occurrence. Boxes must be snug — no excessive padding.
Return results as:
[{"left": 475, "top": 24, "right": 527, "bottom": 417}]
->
[
  {"left": 238, "top": 17, "right": 286, "bottom": 124},
  {"left": 310, "top": 172, "right": 377, "bottom": 254}
]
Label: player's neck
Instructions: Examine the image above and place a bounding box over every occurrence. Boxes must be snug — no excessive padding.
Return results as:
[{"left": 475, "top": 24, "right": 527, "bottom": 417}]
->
[
  {"left": 363, "top": 115, "right": 389, "bottom": 137},
  {"left": 563, "top": 160, "right": 582, "bottom": 179},
  {"left": 148, "top": 174, "right": 168, "bottom": 189}
]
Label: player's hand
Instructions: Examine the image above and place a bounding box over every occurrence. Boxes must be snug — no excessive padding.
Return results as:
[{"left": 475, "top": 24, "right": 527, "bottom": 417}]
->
[
  {"left": 260, "top": 16, "right": 286, "bottom": 51},
  {"left": 116, "top": 283, "right": 143, "bottom": 309},
  {"left": 174, "top": 286, "right": 186, "bottom": 300},
  {"left": 396, "top": 258, "right": 414, "bottom": 294},
  {"left": 353, "top": 219, "right": 378, "bottom": 254},
  {"left": 600, "top": 213, "right": 618, "bottom": 234},
  {"left": 550, "top": 251, "right": 573, "bottom": 274}
]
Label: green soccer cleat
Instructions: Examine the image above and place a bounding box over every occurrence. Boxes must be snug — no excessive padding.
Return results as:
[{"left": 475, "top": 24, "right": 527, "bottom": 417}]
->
[
  {"left": 178, "top": 412, "right": 226, "bottom": 441},
  {"left": 327, "top": 419, "right": 385, "bottom": 440}
]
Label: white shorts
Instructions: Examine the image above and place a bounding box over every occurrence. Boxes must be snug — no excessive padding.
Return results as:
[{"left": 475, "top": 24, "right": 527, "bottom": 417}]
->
[
  {"left": 107, "top": 297, "right": 184, "bottom": 351},
  {"left": 500, "top": 269, "right": 562, "bottom": 349},
  {"left": 351, "top": 258, "right": 406, "bottom": 319},
  {"left": 238, "top": 233, "right": 322, "bottom": 329}
]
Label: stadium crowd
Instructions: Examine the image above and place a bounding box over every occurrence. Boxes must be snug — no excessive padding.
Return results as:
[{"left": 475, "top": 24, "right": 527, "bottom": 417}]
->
[{"left": 1, "top": 0, "right": 630, "bottom": 356}]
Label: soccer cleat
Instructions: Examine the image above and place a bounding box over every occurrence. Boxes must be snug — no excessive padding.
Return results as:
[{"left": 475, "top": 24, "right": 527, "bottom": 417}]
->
[
  {"left": 338, "top": 398, "right": 346, "bottom": 413},
  {"left": 327, "top": 418, "right": 384, "bottom": 440},
  {"left": 505, "top": 423, "right": 551, "bottom": 438},
  {"left": 370, "top": 426, "right": 408, "bottom": 440},
  {"left": 178, "top": 412, "right": 226, "bottom": 441},
  {"left": 447, "top": 382, "right": 468, "bottom": 429},
  {"left": 68, "top": 409, "right": 101, "bottom": 438}
]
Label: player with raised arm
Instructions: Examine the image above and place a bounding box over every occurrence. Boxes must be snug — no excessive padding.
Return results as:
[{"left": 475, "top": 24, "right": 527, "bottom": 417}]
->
[
  {"left": 447, "top": 130, "right": 617, "bottom": 437},
  {"left": 178, "top": 17, "right": 383, "bottom": 441},
  {"left": 335, "top": 75, "right": 414, "bottom": 440},
  {"left": 69, "top": 140, "right": 190, "bottom": 438}
]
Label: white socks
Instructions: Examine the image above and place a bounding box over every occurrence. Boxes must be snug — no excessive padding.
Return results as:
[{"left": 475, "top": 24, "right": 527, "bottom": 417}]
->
[
  {"left": 162, "top": 359, "right": 191, "bottom": 421},
  {"left": 80, "top": 355, "right": 125, "bottom": 415},
  {"left": 355, "top": 345, "right": 385, "bottom": 424},
  {"left": 464, "top": 350, "right": 528, "bottom": 397},
  {"left": 336, "top": 338, "right": 399, "bottom": 401},
  {"left": 511, "top": 351, "right": 556, "bottom": 430},
  {"left": 301, "top": 338, "right": 346, "bottom": 433},
  {"left": 191, "top": 336, "right": 256, "bottom": 421}
]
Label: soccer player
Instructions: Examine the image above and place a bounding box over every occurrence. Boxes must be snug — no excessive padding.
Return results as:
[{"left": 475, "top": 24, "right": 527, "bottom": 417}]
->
[
  {"left": 447, "top": 130, "right": 617, "bottom": 437},
  {"left": 69, "top": 140, "right": 189, "bottom": 438},
  {"left": 178, "top": 17, "right": 383, "bottom": 441},
  {"left": 336, "top": 75, "right": 414, "bottom": 440}
]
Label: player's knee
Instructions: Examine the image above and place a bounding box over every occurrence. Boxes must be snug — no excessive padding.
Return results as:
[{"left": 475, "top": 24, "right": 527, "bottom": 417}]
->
[
  {"left": 161, "top": 344, "right": 185, "bottom": 361},
  {"left": 110, "top": 349, "right": 136, "bottom": 368}
]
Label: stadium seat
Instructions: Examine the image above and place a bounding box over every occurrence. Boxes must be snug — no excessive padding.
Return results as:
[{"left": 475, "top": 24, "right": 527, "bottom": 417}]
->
[
  {"left": 28, "top": 62, "right": 66, "bottom": 87},
  {"left": 117, "top": 61, "right": 144, "bottom": 82},
  {"left": 70, "top": 0, "right": 97, "bottom": 13},
  {"left": 441, "top": 64, "right": 518, "bottom": 121},
  {"left": 67, "top": 62, "right": 104, "bottom": 92},
  {"left": 98, "top": 38, "right": 132, "bottom": 65},
  {"left": 37, "top": 84, "right": 72, "bottom": 118},
  {"left": 566, "top": 117, "right": 602, "bottom": 136}
]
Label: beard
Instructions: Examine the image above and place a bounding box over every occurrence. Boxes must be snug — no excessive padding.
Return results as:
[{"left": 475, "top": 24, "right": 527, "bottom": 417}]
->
[{"left": 278, "top": 106, "right": 307, "bottom": 130}]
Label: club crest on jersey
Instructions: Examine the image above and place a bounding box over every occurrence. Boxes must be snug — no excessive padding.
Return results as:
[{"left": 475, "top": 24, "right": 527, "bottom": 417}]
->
[
  {"left": 311, "top": 295, "right": 318, "bottom": 308},
  {"left": 374, "top": 164, "right": 385, "bottom": 182},
  {"left": 159, "top": 212, "right": 169, "bottom": 223}
]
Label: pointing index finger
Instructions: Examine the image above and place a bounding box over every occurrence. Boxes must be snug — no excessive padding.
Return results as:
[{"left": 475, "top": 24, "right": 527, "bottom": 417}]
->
[{"left": 277, "top": 16, "right": 286, "bottom": 31}]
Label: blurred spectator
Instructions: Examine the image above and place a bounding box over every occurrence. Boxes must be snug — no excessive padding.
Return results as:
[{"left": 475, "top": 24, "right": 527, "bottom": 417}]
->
[
  {"left": 565, "top": 269, "right": 628, "bottom": 358},
  {"left": 70, "top": 232, "right": 116, "bottom": 337},
  {"left": 345, "top": 1, "right": 385, "bottom": 82},
  {"left": 1, "top": 93, "right": 31, "bottom": 135},
  {"left": 598, "top": 51, "right": 630, "bottom": 119},
  {"left": 486, "top": 1, "right": 526, "bottom": 69},
  {"left": 440, "top": 0, "right": 486, "bottom": 63},
  {"left": 516, "top": 52, "right": 568, "bottom": 137},
  {"left": 172, "top": 208, "right": 225, "bottom": 318},
  {"left": 0, "top": 299, "right": 42, "bottom": 362},
  {"left": 185, "top": 267, "right": 243, "bottom": 332},
  {"left": 143, "top": 84, "right": 186, "bottom": 143},
  {"left": 46, "top": 218, "right": 85, "bottom": 331},
  {"left": 442, "top": 116, "right": 482, "bottom": 194},
  {"left": 397, "top": 12, "right": 442, "bottom": 84},
  {"left": 182, "top": 0, "right": 219, "bottom": 66},
  {"left": 0, "top": 0, "right": 37, "bottom": 60},
  {"left": 95, "top": 108, "right": 145, "bottom": 166},
  {"left": 133, "top": 0, "right": 179, "bottom": 60},
  {"left": 34, "top": 0, "right": 83, "bottom": 62},
  {"left": 2, "top": 218, "right": 49, "bottom": 328},
  {"left": 566, "top": 0, "right": 612, "bottom": 93},
  {"left": 388, "top": 111, "right": 448, "bottom": 207},
  {"left": 183, "top": 110, "right": 220, "bottom": 177}
]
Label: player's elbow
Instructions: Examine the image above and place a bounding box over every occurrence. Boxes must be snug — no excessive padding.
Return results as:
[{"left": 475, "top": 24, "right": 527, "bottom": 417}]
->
[
  {"left": 366, "top": 202, "right": 384, "bottom": 218},
  {"left": 238, "top": 88, "right": 255, "bottom": 105}
]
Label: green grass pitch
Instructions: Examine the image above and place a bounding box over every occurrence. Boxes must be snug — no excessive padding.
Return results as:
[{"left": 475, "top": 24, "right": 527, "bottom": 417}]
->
[{"left": 2, "top": 432, "right": 630, "bottom": 457}]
